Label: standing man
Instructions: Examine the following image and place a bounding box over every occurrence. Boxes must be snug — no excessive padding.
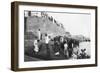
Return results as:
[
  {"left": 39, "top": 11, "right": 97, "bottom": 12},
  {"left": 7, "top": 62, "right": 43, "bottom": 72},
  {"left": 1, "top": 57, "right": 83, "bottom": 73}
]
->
[
  {"left": 68, "top": 39, "right": 74, "bottom": 58},
  {"left": 64, "top": 39, "right": 68, "bottom": 58},
  {"left": 37, "top": 29, "right": 41, "bottom": 40},
  {"left": 45, "top": 34, "right": 51, "bottom": 59}
]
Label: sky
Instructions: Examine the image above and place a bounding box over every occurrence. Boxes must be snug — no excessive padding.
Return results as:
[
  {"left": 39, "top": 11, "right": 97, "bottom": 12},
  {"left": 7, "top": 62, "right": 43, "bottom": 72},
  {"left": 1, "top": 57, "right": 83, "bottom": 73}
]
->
[{"left": 47, "top": 12, "right": 91, "bottom": 38}]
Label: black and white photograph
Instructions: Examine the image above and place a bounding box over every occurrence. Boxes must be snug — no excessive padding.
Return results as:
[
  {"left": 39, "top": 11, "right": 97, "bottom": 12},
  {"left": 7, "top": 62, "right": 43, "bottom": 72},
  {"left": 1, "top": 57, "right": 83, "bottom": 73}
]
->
[
  {"left": 24, "top": 11, "right": 91, "bottom": 62},
  {"left": 11, "top": 2, "right": 97, "bottom": 71}
]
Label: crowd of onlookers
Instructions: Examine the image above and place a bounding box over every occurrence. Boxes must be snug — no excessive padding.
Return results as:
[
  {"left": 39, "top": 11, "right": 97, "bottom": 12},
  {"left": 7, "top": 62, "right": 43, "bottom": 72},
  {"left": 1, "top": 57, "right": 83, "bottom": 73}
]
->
[{"left": 32, "top": 29, "right": 90, "bottom": 60}]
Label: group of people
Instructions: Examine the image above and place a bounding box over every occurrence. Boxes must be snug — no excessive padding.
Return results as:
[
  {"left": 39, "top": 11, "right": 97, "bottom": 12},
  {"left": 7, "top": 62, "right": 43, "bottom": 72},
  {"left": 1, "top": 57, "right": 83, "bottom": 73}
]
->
[{"left": 33, "top": 29, "right": 90, "bottom": 60}]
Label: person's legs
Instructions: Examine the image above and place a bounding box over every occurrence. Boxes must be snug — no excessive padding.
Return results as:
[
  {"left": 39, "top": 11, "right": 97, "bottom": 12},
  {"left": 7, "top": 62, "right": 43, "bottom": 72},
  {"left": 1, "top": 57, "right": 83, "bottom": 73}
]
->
[
  {"left": 46, "top": 44, "right": 50, "bottom": 59},
  {"left": 70, "top": 48, "right": 73, "bottom": 58},
  {"left": 66, "top": 49, "right": 69, "bottom": 58},
  {"left": 68, "top": 48, "right": 73, "bottom": 58}
]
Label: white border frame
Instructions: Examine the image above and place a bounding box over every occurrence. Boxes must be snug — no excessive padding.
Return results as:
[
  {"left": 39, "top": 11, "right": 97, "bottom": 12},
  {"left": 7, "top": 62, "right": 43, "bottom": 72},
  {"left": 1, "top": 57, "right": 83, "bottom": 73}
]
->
[{"left": 18, "top": 5, "right": 96, "bottom": 68}]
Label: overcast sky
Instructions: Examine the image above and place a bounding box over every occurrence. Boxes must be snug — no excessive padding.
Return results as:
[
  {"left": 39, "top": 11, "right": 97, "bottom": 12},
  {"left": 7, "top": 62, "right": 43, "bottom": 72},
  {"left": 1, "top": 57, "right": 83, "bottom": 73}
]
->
[{"left": 47, "top": 12, "right": 91, "bottom": 37}]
